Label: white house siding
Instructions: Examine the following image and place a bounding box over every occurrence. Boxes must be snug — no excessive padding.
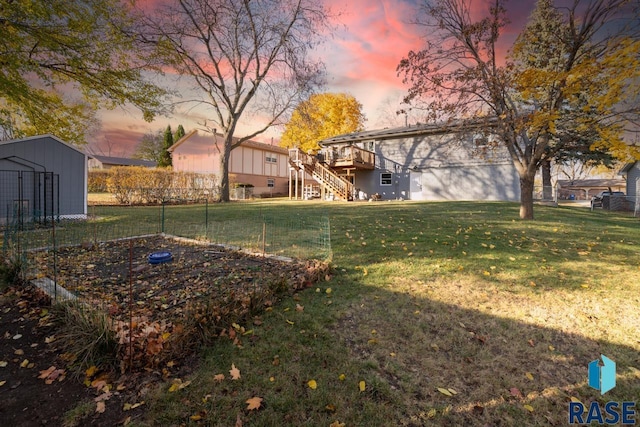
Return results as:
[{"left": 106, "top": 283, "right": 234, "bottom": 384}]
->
[
  {"left": 320, "top": 123, "right": 521, "bottom": 202},
  {"left": 626, "top": 162, "right": 640, "bottom": 199},
  {"left": 418, "top": 164, "right": 519, "bottom": 201}
]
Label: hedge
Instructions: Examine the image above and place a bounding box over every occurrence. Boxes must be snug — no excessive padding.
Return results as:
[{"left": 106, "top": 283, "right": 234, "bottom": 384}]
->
[{"left": 99, "top": 167, "right": 218, "bottom": 204}]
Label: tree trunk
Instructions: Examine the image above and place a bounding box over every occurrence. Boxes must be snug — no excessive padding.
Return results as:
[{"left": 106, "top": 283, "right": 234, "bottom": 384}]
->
[
  {"left": 219, "top": 138, "right": 232, "bottom": 202},
  {"left": 519, "top": 173, "right": 535, "bottom": 220},
  {"left": 541, "top": 160, "right": 553, "bottom": 201}
]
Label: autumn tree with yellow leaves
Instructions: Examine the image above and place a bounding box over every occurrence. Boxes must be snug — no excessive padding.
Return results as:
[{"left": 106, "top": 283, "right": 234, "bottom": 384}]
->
[
  {"left": 280, "top": 93, "right": 366, "bottom": 153},
  {"left": 398, "top": 0, "right": 640, "bottom": 219}
]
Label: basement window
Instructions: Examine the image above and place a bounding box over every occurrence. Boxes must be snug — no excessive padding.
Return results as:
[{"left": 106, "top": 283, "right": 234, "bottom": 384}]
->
[{"left": 380, "top": 172, "right": 392, "bottom": 186}]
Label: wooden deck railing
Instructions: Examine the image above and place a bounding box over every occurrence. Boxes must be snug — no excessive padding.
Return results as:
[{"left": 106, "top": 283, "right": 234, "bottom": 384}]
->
[{"left": 289, "top": 149, "right": 354, "bottom": 200}]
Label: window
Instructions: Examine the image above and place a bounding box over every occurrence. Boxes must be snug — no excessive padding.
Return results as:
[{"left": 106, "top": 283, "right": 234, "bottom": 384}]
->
[
  {"left": 266, "top": 153, "right": 277, "bottom": 163},
  {"left": 380, "top": 172, "right": 392, "bottom": 186},
  {"left": 367, "top": 141, "right": 374, "bottom": 152},
  {"left": 267, "top": 179, "right": 275, "bottom": 188}
]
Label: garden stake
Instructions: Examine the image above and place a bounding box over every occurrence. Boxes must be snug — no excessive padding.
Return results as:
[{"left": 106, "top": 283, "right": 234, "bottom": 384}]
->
[{"left": 128, "top": 239, "right": 133, "bottom": 372}]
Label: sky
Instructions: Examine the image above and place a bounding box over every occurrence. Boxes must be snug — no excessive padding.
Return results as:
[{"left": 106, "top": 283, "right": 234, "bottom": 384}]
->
[{"left": 92, "top": 0, "right": 539, "bottom": 157}]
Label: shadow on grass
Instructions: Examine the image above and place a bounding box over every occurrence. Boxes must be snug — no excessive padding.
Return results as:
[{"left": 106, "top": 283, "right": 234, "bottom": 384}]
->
[{"left": 332, "top": 278, "right": 640, "bottom": 426}]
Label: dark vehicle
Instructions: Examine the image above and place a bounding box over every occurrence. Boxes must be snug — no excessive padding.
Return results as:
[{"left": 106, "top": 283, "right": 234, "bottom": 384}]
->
[{"left": 591, "top": 191, "right": 625, "bottom": 210}]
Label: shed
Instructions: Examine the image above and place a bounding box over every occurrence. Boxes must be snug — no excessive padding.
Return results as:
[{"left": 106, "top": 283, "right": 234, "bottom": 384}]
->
[{"left": 0, "top": 135, "right": 87, "bottom": 225}]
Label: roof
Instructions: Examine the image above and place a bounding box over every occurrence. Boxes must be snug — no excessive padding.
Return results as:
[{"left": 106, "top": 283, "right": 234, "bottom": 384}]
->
[
  {"left": 318, "top": 118, "right": 497, "bottom": 146},
  {"left": 557, "top": 179, "right": 626, "bottom": 188},
  {"left": 0, "top": 134, "right": 86, "bottom": 155},
  {"left": 168, "top": 129, "right": 287, "bottom": 154},
  {"left": 619, "top": 161, "right": 638, "bottom": 174},
  {"left": 89, "top": 155, "right": 157, "bottom": 167}
]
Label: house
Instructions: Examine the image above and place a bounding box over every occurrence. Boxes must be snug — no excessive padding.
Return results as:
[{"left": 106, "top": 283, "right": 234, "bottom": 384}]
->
[
  {"left": 289, "top": 120, "right": 520, "bottom": 201},
  {"left": 88, "top": 155, "right": 156, "bottom": 169},
  {"left": 168, "top": 130, "right": 289, "bottom": 197},
  {"left": 0, "top": 135, "right": 87, "bottom": 225},
  {"left": 556, "top": 179, "right": 626, "bottom": 201},
  {"left": 620, "top": 161, "right": 640, "bottom": 214}
]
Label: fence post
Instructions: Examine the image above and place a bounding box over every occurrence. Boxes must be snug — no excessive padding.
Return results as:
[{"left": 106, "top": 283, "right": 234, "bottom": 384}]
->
[
  {"left": 161, "top": 202, "right": 165, "bottom": 234},
  {"left": 262, "top": 222, "right": 266, "bottom": 256},
  {"left": 205, "top": 199, "right": 209, "bottom": 236}
]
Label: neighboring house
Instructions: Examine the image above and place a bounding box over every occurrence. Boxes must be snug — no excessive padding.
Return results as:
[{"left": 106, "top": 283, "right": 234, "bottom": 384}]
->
[
  {"left": 168, "top": 130, "right": 289, "bottom": 197},
  {"left": 0, "top": 135, "right": 87, "bottom": 224},
  {"left": 557, "top": 179, "right": 626, "bottom": 201},
  {"left": 88, "top": 155, "right": 156, "bottom": 169},
  {"left": 289, "top": 121, "right": 520, "bottom": 201}
]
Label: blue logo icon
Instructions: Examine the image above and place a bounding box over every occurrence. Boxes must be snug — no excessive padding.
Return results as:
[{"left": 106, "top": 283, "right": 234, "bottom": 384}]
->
[{"left": 588, "top": 354, "right": 616, "bottom": 394}]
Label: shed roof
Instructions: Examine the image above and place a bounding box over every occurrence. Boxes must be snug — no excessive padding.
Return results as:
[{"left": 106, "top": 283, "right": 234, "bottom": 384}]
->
[{"left": 0, "top": 134, "right": 86, "bottom": 155}]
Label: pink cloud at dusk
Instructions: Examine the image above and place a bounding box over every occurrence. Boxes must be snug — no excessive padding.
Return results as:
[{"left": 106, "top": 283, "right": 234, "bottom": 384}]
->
[{"left": 94, "top": 0, "right": 540, "bottom": 155}]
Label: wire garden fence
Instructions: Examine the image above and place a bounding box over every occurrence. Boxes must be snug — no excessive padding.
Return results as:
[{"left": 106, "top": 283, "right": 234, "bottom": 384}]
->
[
  {"left": 3, "top": 201, "right": 332, "bottom": 262},
  {"left": 1, "top": 201, "right": 332, "bottom": 372}
]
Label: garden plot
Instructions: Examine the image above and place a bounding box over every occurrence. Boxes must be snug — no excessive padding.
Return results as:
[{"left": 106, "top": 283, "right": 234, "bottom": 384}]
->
[{"left": 28, "top": 235, "right": 328, "bottom": 370}]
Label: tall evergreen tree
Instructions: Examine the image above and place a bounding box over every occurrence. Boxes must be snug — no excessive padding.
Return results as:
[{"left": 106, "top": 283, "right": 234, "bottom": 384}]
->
[
  {"left": 159, "top": 125, "right": 173, "bottom": 167},
  {"left": 174, "top": 124, "right": 186, "bottom": 142}
]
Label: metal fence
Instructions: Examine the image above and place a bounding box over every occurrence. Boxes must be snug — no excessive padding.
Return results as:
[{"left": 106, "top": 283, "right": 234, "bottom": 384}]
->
[
  {"left": 0, "top": 170, "right": 59, "bottom": 227},
  {"left": 2, "top": 202, "right": 332, "bottom": 262},
  {"left": 2, "top": 201, "right": 331, "bottom": 309}
]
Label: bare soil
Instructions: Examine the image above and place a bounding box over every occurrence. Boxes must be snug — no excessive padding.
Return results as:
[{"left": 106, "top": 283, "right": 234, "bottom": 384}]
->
[{"left": 0, "top": 235, "right": 326, "bottom": 426}]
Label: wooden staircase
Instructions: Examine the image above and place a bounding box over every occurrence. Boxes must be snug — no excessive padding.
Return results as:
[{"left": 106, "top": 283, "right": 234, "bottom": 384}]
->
[{"left": 289, "top": 149, "right": 353, "bottom": 201}]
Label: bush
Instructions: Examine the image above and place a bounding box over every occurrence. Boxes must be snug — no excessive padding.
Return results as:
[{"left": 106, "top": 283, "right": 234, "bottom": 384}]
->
[
  {"left": 105, "top": 167, "right": 219, "bottom": 204},
  {"left": 88, "top": 170, "right": 109, "bottom": 192},
  {"left": 52, "top": 301, "right": 118, "bottom": 371},
  {"left": 0, "top": 251, "right": 28, "bottom": 288}
]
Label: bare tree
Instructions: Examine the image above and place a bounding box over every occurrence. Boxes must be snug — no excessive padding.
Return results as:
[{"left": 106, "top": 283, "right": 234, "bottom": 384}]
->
[
  {"left": 398, "top": 0, "right": 640, "bottom": 219},
  {"left": 140, "top": 0, "right": 332, "bottom": 201}
]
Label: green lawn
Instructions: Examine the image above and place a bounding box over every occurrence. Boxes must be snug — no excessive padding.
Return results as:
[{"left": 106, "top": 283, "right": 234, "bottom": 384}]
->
[{"left": 77, "top": 201, "right": 640, "bottom": 426}]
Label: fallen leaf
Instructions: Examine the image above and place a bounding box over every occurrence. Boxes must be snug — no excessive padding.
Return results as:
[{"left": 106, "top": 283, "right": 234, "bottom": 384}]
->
[
  {"left": 96, "top": 401, "right": 106, "bottom": 414},
  {"left": 437, "top": 387, "right": 453, "bottom": 396},
  {"left": 19, "top": 359, "right": 29, "bottom": 368},
  {"left": 307, "top": 379, "right": 317, "bottom": 389},
  {"left": 12, "top": 334, "right": 22, "bottom": 340},
  {"left": 525, "top": 372, "right": 534, "bottom": 381},
  {"left": 329, "top": 421, "right": 345, "bottom": 427},
  {"left": 230, "top": 364, "right": 241, "bottom": 380},
  {"left": 246, "top": 396, "right": 263, "bottom": 410},
  {"left": 14, "top": 349, "right": 24, "bottom": 356},
  {"left": 510, "top": 387, "right": 523, "bottom": 398},
  {"left": 523, "top": 404, "right": 534, "bottom": 412},
  {"left": 0, "top": 361, "right": 8, "bottom": 367},
  {"left": 359, "top": 381, "right": 366, "bottom": 392},
  {"left": 213, "top": 374, "right": 225, "bottom": 382},
  {"left": 0, "top": 381, "right": 5, "bottom": 386},
  {"left": 548, "top": 345, "right": 555, "bottom": 351},
  {"left": 295, "top": 304, "right": 304, "bottom": 312},
  {"left": 338, "top": 374, "right": 346, "bottom": 381},
  {"left": 427, "top": 408, "right": 437, "bottom": 418},
  {"left": 235, "top": 413, "right": 243, "bottom": 427}
]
